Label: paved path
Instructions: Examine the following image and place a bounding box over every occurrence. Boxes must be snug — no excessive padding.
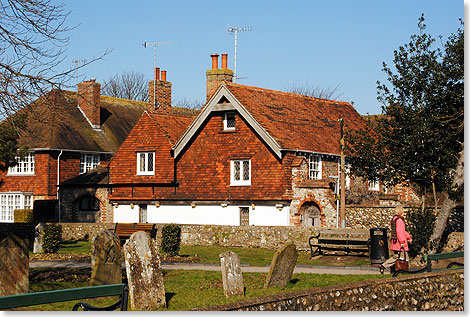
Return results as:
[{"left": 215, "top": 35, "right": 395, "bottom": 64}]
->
[{"left": 30, "top": 260, "right": 380, "bottom": 275}]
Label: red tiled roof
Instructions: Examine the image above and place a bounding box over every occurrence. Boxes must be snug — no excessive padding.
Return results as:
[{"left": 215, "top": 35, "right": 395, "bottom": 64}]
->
[
  {"left": 147, "top": 112, "right": 195, "bottom": 145},
  {"left": 224, "top": 82, "right": 367, "bottom": 155}
]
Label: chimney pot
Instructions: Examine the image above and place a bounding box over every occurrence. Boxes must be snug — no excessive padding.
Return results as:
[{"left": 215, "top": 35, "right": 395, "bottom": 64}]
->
[
  {"left": 210, "top": 53, "right": 219, "bottom": 69},
  {"left": 221, "top": 54, "right": 228, "bottom": 69},
  {"left": 155, "top": 67, "right": 160, "bottom": 81},
  {"left": 161, "top": 70, "right": 167, "bottom": 81}
]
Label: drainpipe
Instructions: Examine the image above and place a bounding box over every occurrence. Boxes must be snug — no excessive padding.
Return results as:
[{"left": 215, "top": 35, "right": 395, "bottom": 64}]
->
[{"left": 57, "top": 150, "right": 63, "bottom": 222}]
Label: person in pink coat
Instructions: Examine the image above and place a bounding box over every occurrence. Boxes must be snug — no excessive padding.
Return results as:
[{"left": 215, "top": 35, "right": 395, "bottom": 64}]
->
[{"left": 379, "top": 205, "right": 412, "bottom": 274}]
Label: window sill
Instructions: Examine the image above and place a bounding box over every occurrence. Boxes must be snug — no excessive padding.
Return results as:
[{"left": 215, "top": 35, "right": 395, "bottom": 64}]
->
[
  {"left": 7, "top": 173, "right": 35, "bottom": 176},
  {"left": 230, "top": 183, "right": 251, "bottom": 187}
]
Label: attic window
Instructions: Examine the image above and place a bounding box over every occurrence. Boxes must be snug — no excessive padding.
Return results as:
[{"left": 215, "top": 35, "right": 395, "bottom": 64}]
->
[
  {"left": 224, "top": 112, "right": 236, "bottom": 131},
  {"left": 137, "top": 152, "right": 155, "bottom": 176}
]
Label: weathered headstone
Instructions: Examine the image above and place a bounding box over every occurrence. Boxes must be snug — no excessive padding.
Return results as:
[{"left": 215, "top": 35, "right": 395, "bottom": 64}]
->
[
  {"left": 90, "top": 230, "right": 123, "bottom": 286},
  {"left": 264, "top": 242, "right": 298, "bottom": 288},
  {"left": 123, "top": 231, "right": 166, "bottom": 310},
  {"left": 33, "top": 222, "right": 46, "bottom": 253},
  {"left": 219, "top": 251, "right": 244, "bottom": 297},
  {"left": 0, "top": 235, "right": 29, "bottom": 295}
]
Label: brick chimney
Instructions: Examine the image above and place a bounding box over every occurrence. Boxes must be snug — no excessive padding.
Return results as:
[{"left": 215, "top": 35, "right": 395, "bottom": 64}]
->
[
  {"left": 206, "top": 53, "right": 233, "bottom": 101},
  {"left": 78, "top": 79, "right": 101, "bottom": 129},
  {"left": 149, "top": 67, "right": 172, "bottom": 112}
]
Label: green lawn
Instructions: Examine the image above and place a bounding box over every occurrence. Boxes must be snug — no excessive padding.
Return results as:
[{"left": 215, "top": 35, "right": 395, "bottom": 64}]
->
[
  {"left": 53, "top": 239, "right": 370, "bottom": 267},
  {"left": 15, "top": 269, "right": 385, "bottom": 311}
]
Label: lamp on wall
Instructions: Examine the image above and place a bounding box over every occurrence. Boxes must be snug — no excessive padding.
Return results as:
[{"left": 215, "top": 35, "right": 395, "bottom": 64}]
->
[
  {"left": 275, "top": 204, "right": 283, "bottom": 211},
  {"left": 251, "top": 203, "right": 256, "bottom": 210},
  {"left": 191, "top": 202, "right": 196, "bottom": 208},
  {"left": 130, "top": 203, "right": 134, "bottom": 209},
  {"left": 221, "top": 203, "right": 228, "bottom": 208},
  {"left": 155, "top": 201, "right": 160, "bottom": 208},
  {"left": 113, "top": 202, "right": 118, "bottom": 208}
]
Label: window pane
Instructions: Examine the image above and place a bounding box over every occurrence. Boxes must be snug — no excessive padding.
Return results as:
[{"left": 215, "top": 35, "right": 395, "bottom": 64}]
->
[
  {"left": 140, "top": 153, "right": 146, "bottom": 172},
  {"left": 242, "top": 160, "right": 250, "bottom": 181},
  {"left": 147, "top": 153, "right": 154, "bottom": 172},
  {"left": 234, "top": 161, "right": 240, "bottom": 180}
]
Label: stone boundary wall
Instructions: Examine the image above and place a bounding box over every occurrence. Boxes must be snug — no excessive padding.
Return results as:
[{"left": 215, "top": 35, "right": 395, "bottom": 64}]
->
[
  {"left": 195, "top": 270, "right": 464, "bottom": 311},
  {"left": 57, "top": 223, "right": 321, "bottom": 251}
]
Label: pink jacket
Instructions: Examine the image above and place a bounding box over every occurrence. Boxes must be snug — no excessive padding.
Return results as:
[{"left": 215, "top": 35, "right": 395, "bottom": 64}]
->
[{"left": 390, "top": 216, "right": 412, "bottom": 251}]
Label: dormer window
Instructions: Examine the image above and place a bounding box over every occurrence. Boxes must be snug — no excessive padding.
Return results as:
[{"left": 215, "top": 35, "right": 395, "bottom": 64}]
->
[{"left": 224, "top": 112, "right": 236, "bottom": 131}]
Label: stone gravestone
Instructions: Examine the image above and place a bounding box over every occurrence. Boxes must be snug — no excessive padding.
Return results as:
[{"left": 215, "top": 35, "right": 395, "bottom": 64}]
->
[
  {"left": 33, "top": 222, "right": 46, "bottom": 253},
  {"left": 264, "top": 242, "right": 298, "bottom": 288},
  {"left": 123, "top": 231, "right": 166, "bottom": 310},
  {"left": 90, "top": 230, "right": 123, "bottom": 286},
  {"left": 219, "top": 251, "right": 244, "bottom": 297},
  {"left": 0, "top": 235, "right": 29, "bottom": 295}
]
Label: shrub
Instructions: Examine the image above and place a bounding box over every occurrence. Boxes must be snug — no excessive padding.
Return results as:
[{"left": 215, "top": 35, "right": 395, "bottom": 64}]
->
[
  {"left": 406, "top": 207, "right": 436, "bottom": 257},
  {"left": 42, "top": 224, "right": 63, "bottom": 254},
  {"left": 161, "top": 223, "right": 181, "bottom": 256},
  {"left": 14, "top": 209, "right": 34, "bottom": 223}
]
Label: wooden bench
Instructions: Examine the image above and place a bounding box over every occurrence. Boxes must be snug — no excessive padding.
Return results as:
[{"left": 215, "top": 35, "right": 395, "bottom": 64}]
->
[
  {"left": 0, "top": 283, "right": 128, "bottom": 311},
  {"left": 309, "top": 228, "right": 369, "bottom": 257},
  {"left": 114, "top": 223, "right": 157, "bottom": 245},
  {"left": 393, "top": 251, "right": 464, "bottom": 277}
]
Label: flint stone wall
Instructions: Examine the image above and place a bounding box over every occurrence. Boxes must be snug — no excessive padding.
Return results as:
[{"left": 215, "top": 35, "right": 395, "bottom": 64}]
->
[{"left": 195, "top": 270, "right": 464, "bottom": 311}]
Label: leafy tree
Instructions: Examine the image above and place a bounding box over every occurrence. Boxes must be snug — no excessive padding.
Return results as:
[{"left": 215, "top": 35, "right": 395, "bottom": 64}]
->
[{"left": 346, "top": 15, "right": 463, "bottom": 254}]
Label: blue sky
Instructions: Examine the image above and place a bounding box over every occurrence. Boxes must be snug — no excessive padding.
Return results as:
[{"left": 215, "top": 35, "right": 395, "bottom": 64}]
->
[{"left": 62, "top": 1, "right": 463, "bottom": 115}]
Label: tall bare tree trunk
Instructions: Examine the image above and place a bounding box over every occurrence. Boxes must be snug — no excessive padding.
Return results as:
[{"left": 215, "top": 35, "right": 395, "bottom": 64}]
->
[{"left": 426, "top": 144, "right": 464, "bottom": 254}]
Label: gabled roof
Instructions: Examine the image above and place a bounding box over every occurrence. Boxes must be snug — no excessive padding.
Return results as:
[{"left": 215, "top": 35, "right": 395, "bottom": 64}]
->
[{"left": 173, "top": 82, "right": 367, "bottom": 158}]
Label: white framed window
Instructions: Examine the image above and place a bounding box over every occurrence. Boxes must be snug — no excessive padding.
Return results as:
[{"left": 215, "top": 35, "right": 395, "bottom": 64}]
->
[
  {"left": 224, "top": 112, "right": 236, "bottom": 131},
  {"left": 80, "top": 153, "right": 100, "bottom": 174},
  {"left": 0, "top": 193, "right": 33, "bottom": 223},
  {"left": 137, "top": 152, "right": 155, "bottom": 175},
  {"left": 8, "top": 152, "right": 35, "bottom": 175},
  {"left": 308, "top": 155, "right": 322, "bottom": 180},
  {"left": 368, "top": 180, "right": 380, "bottom": 191},
  {"left": 231, "top": 159, "right": 251, "bottom": 186}
]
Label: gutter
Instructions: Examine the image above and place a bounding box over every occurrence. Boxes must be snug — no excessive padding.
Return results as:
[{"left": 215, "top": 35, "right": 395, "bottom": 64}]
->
[{"left": 58, "top": 182, "right": 179, "bottom": 189}]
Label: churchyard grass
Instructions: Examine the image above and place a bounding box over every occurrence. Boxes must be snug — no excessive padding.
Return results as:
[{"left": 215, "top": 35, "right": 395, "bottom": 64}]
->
[
  {"left": 16, "top": 270, "right": 384, "bottom": 311},
  {"left": 47, "top": 240, "right": 370, "bottom": 267}
]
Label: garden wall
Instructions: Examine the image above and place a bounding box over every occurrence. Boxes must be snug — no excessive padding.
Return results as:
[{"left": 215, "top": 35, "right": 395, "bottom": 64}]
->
[
  {"left": 57, "top": 222, "right": 321, "bottom": 251},
  {"left": 195, "top": 270, "right": 464, "bottom": 311}
]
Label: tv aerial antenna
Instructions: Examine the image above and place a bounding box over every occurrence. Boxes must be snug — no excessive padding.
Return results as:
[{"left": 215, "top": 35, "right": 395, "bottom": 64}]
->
[
  {"left": 143, "top": 41, "right": 171, "bottom": 107},
  {"left": 227, "top": 25, "right": 252, "bottom": 83}
]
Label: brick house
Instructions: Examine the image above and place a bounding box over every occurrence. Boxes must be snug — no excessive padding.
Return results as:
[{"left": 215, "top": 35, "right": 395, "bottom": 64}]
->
[
  {"left": 105, "top": 53, "right": 379, "bottom": 227},
  {"left": 0, "top": 79, "right": 151, "bottom": 222}
]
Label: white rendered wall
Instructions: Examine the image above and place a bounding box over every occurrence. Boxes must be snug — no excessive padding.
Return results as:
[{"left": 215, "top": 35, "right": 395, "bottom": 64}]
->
[
  {"left": 113, "top": 203, "right": 290, "bottom": 226},
  {"left": 113, "top": 204, "right": 139, "bottom": 223},
  {"left": 249, "top": 205, "right": 290, "bottom": 226},
  {"left": 146, "top": 205, "right": 240, "bottom": 225}
]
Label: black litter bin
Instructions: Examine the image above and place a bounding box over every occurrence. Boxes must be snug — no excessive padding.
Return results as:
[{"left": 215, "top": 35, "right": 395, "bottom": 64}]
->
[{"left": 369, "top": 227, "right": 389, "bottom": 264}]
